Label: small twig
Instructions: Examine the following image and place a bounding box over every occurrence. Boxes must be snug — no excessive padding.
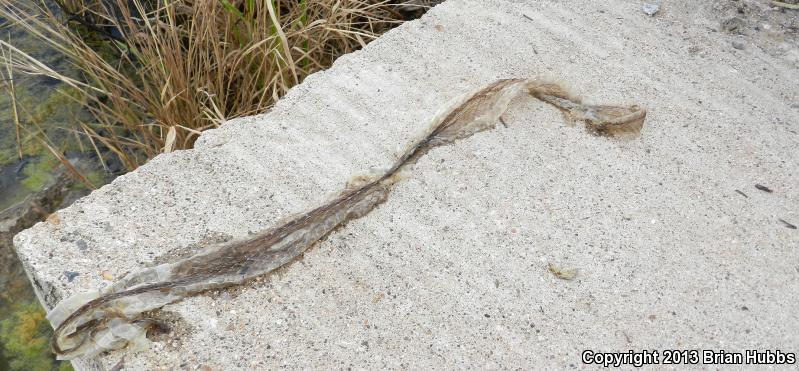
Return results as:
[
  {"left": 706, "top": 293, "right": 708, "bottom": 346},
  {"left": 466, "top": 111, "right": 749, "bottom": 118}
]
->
[
  {"left": 499, "top": 116, "right": 508, "bottom": 128},
  {"left": 772, "top": 1, "right": 799, "bottom": 10},
  {"left": 755, "top": 184, "right": 773, "bottom": 193},
  {"left": 779, "top": 218, "right": 797, "bottom": 229}
]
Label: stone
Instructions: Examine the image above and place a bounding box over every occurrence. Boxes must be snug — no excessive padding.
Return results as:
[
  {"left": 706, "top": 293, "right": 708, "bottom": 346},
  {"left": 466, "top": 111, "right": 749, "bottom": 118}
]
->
[{"left": 642, "top": 1, "right": 661, "bottom": 16}]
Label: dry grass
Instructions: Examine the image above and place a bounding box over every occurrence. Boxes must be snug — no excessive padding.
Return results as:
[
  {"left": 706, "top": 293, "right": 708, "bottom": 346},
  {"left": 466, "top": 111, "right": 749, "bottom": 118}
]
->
[{"left": 0, "top": 0, "right": 403, "bottom": 171}]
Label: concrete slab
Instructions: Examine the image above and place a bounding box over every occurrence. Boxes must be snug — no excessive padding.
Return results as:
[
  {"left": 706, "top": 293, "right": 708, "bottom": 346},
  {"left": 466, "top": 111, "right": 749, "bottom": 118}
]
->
[{"left": 13, "top": 0, "right": 799, "bottom": 369}]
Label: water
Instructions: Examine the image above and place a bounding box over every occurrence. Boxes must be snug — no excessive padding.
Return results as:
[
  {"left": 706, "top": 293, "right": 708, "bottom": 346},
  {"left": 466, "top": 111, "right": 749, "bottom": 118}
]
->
[{"left": 0, "top": 5, "right": 104, "bottom": 370}]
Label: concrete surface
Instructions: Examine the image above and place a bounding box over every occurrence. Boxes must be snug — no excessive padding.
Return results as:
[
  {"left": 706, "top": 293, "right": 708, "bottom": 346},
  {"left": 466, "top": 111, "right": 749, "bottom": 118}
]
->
[{"left": 13, "top": 0, "right": 799, "bottom": 369}]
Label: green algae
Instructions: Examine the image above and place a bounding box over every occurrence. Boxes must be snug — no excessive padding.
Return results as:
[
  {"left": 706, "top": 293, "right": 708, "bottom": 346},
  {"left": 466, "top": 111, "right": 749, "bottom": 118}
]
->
[
  {"left": 0, "top": 302, "right": 73, "bottom": 371},
  {"left": 0, "top": 84, "right": 91, "bottom": 167},
  {"left": 1, "top": 303, "right": 55, "bottom": 370},
  {"left": 21, "top": 155, "right": 59, "bottom": 192},
  {"left": 0, "top": 6, "right": 102, "bottom": 370}
]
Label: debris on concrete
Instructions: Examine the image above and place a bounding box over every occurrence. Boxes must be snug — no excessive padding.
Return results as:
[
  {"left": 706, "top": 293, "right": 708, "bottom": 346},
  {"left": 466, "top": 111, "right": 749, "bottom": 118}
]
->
[
  {"left": 721, "top": 16, "right": 747, "bottom": 34},
  {"left": 642, "top": 1, "right": 661, "bottom": 16},
  {"left": 779, "top": 219, "right": 797, "bottom": 229},
  {"left": 772, "top": 1, "right": 799, "bottom": 10},
  {"left": 547, "top": 263, "right": 578, "bottom": 281},
  {"left": 46, "top": 79, "right": 646, "bottom": 360},
  {"left": 756, "top": 184, "right": 774, "bottom": 193}
]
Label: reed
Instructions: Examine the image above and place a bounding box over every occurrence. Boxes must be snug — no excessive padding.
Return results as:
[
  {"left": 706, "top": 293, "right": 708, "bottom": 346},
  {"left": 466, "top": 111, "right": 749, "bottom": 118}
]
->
[{"left": 0, "top": 0, "right": 403, "bottom": 171}]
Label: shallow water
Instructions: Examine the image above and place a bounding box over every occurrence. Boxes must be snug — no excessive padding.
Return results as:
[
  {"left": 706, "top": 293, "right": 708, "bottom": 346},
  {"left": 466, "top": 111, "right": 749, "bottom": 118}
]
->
[
  {"left": 0, "top": 6, "right": 97, "bottom": 370},
  {"left": 0, "top": 160, "right": 29, "bottom": 212}
]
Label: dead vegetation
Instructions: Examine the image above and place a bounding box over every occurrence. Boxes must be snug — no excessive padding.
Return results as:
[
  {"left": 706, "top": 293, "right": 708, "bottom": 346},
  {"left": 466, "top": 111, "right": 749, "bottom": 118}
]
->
[
  {"left": 48, "top": 78, "right": 644, "bottom": 359},
  {"left": 0, "top": 0, "right": 404, "bottom": 171}
]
